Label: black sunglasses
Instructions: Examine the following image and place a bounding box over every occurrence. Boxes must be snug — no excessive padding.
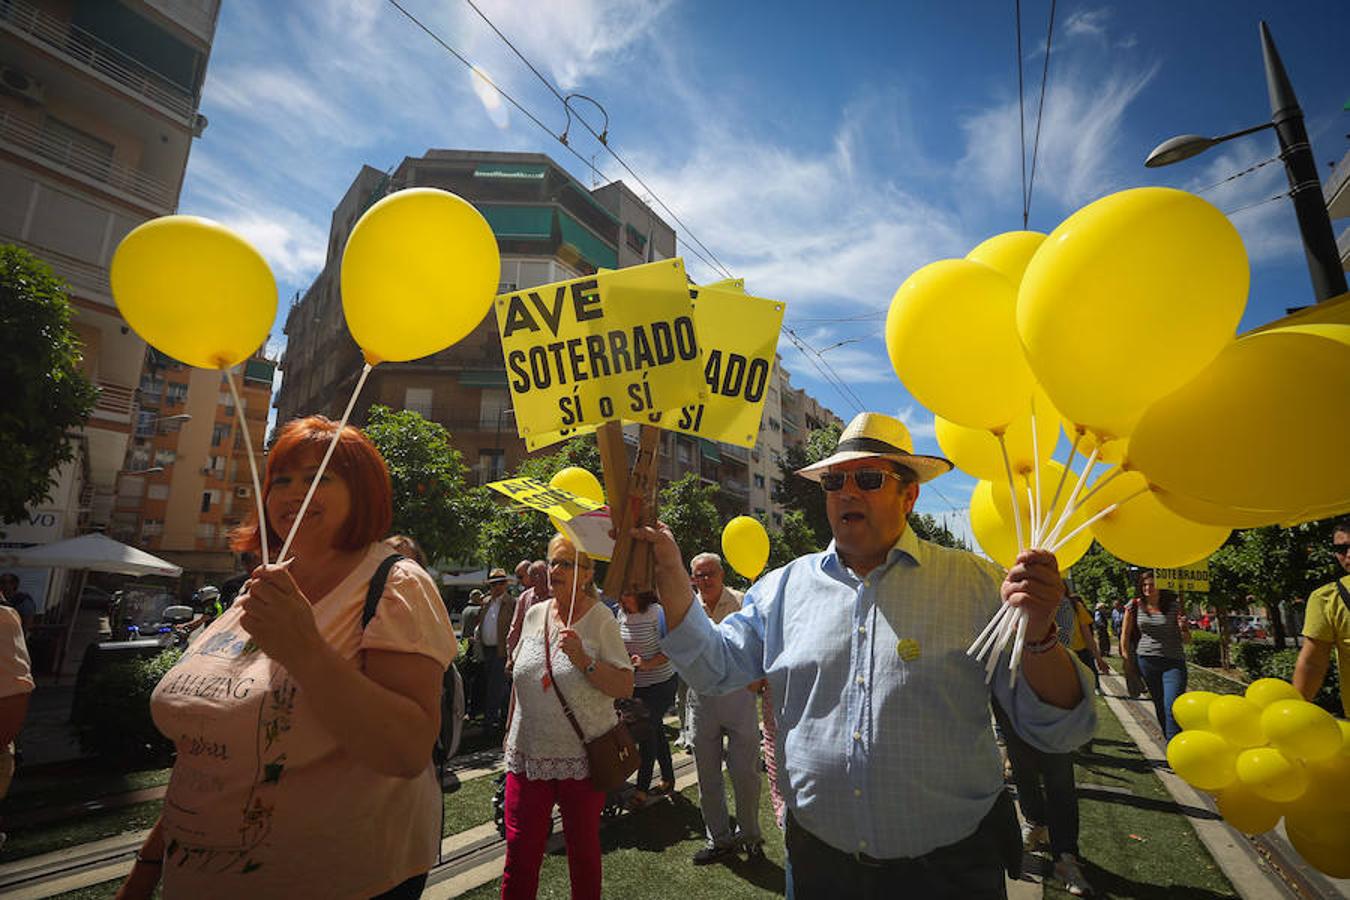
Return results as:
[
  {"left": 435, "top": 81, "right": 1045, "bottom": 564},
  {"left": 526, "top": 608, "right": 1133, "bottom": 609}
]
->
[
  {"left": 1332, "top": 543, "right": 1350, "bottom": 556},
  {"left": 820, "top": 469, "right": 906, "bottom": 492}
]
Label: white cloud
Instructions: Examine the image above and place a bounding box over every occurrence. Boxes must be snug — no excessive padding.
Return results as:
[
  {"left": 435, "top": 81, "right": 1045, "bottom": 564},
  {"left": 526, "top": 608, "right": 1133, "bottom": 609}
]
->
[
  {"left": 895, "top": 404, "right": 936, "bottom": 441},
  {"left": 956, "top": 60, "right": 1160, "bottom": 217},
  {"left": 1063, "top": 8, "right": 1111, "bottom": 41},
  {"left": 1178, "top": 139, "right": 1301, "bottom": 265}
]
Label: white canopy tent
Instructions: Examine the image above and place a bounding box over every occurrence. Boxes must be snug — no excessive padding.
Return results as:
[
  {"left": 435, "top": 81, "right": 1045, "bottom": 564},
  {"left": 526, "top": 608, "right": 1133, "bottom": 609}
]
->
[
  {"left": 1, "top": 533, "right": 181, "bottom": 677},
  {"left": 1, "top": 533, "right": 183, "bottom": 577}
]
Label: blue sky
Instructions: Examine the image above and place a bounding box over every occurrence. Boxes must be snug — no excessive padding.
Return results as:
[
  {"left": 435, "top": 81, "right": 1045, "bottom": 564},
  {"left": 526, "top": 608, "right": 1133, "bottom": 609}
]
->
[{"left": 177, "top": 0, "right": 1349, "bottom": 540}]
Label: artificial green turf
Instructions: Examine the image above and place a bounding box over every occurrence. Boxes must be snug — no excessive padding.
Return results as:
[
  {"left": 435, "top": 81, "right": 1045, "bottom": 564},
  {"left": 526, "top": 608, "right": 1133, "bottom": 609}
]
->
[
  {"left": 3, "top": 766, "right": 171, "bottom": 817},
  {"left": 1040, "top": 693, "right": 1238, "bottom": 899},
  {"left": 2, "top": 799, "right": 162, "bottom": 862},
  {"left": 458, "top": 770, "right": 787, "bottom": 900}
]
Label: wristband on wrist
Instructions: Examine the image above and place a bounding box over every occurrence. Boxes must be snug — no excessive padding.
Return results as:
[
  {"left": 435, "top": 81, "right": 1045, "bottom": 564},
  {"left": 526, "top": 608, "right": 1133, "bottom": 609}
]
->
[{"left": 1024, "top": 621, "right": 1061, "bottom": 654}]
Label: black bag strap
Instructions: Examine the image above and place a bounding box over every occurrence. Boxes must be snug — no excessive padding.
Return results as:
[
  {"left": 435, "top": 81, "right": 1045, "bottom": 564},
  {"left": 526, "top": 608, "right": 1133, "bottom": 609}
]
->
[
  {"left": 543, "top": 611, "right": 589, "bottom": 745},
  {"left": 362, "top": 554, "right": 405, "bottom": 629},
  {"left": 1335, "top": 577, "right": 1350, "bottom": 616}
]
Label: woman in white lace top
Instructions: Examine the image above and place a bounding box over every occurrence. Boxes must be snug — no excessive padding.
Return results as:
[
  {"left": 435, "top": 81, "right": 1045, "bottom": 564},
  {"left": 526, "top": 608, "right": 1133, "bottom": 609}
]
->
[{"left": 501, "top": 533, "right": 633, "bottom": 899}]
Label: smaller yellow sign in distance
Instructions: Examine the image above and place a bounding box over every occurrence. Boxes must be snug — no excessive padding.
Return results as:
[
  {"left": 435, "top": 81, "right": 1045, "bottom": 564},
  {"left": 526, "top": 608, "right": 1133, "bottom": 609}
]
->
[
  {"left": 486, "top": 477, "right": 605, "bottom": 522},
  {"left": 1155, "top": 560, "right": 1211, "bottom": 593},
  {"left": 495, "top": 258, "right": 707, "bottom": 438}
]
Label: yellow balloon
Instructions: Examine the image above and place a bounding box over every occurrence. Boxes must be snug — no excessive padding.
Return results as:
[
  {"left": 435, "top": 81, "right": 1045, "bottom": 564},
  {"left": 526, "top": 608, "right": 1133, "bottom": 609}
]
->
[
  {"left": 1061, "top": 421, "right": 1126, "bottom": 465},
  {"left": 1172, "top": 691, "right": 1218, "bottom": 732},
  {"left": 1260, "top": 699, "right": 1343, "bottom": 762},
  {"left": 1303, "top": 753, "right": 1350, "bottom": 812},
  {"left": 1236, "top": 748, "right": 1308, "bottom": 803},
  {"left": 1080, "top": 471, "right": 1230, "bottom": 569},
  {"left": 341, "top": 188, "right": 500, "bottom": 364},
  {"left": 1341, "top": 719, "right": 1350, "bottom": 755},
  {"left": 966, "top": 230, "right": 1047, "bottom": 284},
  {"left": 970, "top": 481, "right": 1016, "bottom": 569},
  {"left": 1244, "top": 678, "right": 1301, "bottom": 710},
  {"left": 549, "top": 467, "right": 604, "bottom": 504},
  {"left": 1207, "top": 695, "right": 1266, "bottom": 749},
  {"left": 722, "top": 515, "right": 770, "bottom": 580},
  {"left": 934, "top": 388, "right": 1059, "bottom": 481},
  {"left": 1166, "top": 730, "right": 1237, "bottom": 792},
  {"left": 1018, "top": 187, "right": 1247, "bottom": 440},
  {"left": 1215, "top": 783, "right": 1282, "bottom": 835},
  {"left": 1282, "top": 498, "right": 1350, "bottom": 527},
  {"left": 990, "top": 460, "right": 1092, "bottom": 568},
  {"left": 1286, "top": 811, "right": 1350, "bottom": 878},
  {"left": 1128, "top": 324, "right": 1350, "bottom": 512},
  {"left": 886, "top": 259, "right": 1034, "bottom": 431},
  {"left": 110, "top": 216, "right": 276, "bottom": 369},
  {"left": 1153, "top": 488, "right": 1285, "bottom": 529}
]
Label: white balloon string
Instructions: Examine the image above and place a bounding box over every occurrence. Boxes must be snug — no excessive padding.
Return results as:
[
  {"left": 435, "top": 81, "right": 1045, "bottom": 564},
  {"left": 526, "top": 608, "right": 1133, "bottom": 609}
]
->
[
  {"left": 1030, "top": 395, "right": 1043, "bottom": 547},
  {"left": 1071, "top": 466, "right": 1125, "bottom": 517},
  {"left": 996, "top": 432, "right": 1025, "bottom": 553},
  {"left": 567, "top": 549, "right": 579, "bottom": 629},
  {"left": 1042, "top": 446, "right": 1099, "bottom": 551},
  {"left": 226, "top": 368, "right": 269, "bottom": 567},
  {"left": 1008, "top": 611, "right": 1030, "bottom": 688},
  {"left": 278, "top": 362, "right": 373, "bottom": 563},
  {"left": 972, "top": 603, "right": 1015, "bottom": 659},
  {"left": 1026, "top": 481, "right": 1038, "bottom": 548},
  {"left": 1044, "top": 430, "right": 1082, "bottom": 535},
  {"left": 985, "top": 607, "right": 1020, "bottom": 683},
  {"left": 967, "top": 602, "right": 1011, "bottom": 656},
  {"left": 1047, "top": 485, "right": 1150, "bottom": 553}
]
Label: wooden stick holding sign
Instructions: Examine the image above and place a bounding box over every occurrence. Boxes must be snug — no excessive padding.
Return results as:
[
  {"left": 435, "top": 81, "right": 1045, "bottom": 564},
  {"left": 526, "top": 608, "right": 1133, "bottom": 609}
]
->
[{"left": 601, "top": 425, "right": 660, "bottom": 597}]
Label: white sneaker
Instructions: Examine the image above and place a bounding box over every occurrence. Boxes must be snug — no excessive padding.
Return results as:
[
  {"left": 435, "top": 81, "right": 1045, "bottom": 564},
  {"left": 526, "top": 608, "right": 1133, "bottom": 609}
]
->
[
  {"left": 1021, "top": 822, "right": 1048, "bottom": 850},
  {"left": 1054, "top": 853, "right": 1094, "bottom": 896}
]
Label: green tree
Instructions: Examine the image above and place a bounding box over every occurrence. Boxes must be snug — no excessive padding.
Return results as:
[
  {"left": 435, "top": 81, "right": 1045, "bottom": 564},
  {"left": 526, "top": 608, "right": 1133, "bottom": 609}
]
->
[
  {"left": 1208, "top": 519, "right": 1342, "bottom": 650},
  {"left": 767, "top": 509, "right": 821, "bottom": 570},
  {"left": 773, "top": 423, "right": 842, "bottom": 545},
  {"left": 660, "top": 473, "right": 722, "bottom": 567},
  {"left": 1069, "top": 541, "right": 1134, "bottom": 606},
  {"left": 478, "top": 436, "right": 604, "bottom": 568},
  {"left": 0, "top": 245, "right": 97, "bottom": 526},
  {"left": 363, "top": 405, "right": 491, "bottom": 565},
  {"left": 908, "top": 511, "right": 966, "bottom": 549}
]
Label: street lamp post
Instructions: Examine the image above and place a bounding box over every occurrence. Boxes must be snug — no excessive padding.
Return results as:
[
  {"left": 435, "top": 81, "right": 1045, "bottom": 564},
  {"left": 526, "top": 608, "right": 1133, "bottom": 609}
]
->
[{"left": 1144, "top": 21, "right": 1347, "bottom": 303}]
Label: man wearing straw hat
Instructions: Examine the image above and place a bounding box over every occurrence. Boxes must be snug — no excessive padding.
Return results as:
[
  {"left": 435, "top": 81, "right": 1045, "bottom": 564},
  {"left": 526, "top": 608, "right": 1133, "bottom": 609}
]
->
[{"left": 637, "top": 412, "right": 1096, "bottom": 898}]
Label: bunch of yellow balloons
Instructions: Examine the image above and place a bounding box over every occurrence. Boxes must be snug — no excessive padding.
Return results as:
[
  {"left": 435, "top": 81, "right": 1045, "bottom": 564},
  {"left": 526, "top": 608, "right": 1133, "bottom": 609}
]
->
[
  {"left": 1165, "top": 679, "right": 1350, "bottom": 878},
  {"left": 888, "top": 185, "right": 1350, "bottom": 571}
]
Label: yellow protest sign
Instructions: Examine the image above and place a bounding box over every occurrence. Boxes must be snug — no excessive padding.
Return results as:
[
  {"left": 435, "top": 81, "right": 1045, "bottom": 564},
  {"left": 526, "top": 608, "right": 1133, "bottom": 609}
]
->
[
  {"left": 495, "top": 258, "right": 706, "bottom": 438},
  {"left": 523, "top": 282, "right": 784, "bottom": 450},
  {"left": 1156, "top": 560, "right": 1211, "bottom": 592},
  {"left": 486, "top": 477, "right": 604, "bottom": 522},
  {"left": 640, "top": 284, "right": 783, "bottom": 447}
]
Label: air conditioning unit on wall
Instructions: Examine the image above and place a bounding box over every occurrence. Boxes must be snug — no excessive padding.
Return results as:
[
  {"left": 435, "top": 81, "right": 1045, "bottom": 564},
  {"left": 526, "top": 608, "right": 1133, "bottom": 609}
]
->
[
  {"left": 0, "top": 66, "right": 46, "bottom": 105},
  {"left": 234, "top": 485, "right": 251, "bottom": 498}
]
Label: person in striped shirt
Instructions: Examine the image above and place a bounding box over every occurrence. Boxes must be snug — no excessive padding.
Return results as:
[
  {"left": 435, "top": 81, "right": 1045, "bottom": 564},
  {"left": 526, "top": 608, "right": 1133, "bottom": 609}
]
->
[{"left": 616, "top": 590, "right": 678, "bottom": 806}]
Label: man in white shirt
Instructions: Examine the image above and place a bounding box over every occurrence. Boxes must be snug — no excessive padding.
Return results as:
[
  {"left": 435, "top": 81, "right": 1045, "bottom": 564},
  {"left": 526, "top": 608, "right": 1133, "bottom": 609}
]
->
[
  {"left": 687, "top": 552, "right": 763, "bottom": 863},
  {"left": 475, "top": 568, "right": 516, "bottom": 731}
]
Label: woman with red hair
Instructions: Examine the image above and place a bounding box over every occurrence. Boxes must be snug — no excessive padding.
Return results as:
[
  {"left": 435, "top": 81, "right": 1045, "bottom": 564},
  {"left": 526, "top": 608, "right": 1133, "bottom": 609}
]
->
[{"left": 117, "top": 417, "right": 456, "bottom": 900}]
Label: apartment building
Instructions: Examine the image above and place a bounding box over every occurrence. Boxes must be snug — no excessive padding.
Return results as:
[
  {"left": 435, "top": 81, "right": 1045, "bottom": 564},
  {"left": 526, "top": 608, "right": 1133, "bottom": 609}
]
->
[
  {"left": 0, "top": 0, "right": 218, "bottom": 610},
  {"left": 276, "top": 149, "right": 840, "bottom": 526},
  {"left": 109, "top": 349, "right": 275, "bottom": 585}
]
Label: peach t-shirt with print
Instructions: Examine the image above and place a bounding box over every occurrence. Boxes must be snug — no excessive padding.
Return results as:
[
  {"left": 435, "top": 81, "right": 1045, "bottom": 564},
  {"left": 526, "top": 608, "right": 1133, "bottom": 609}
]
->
[{"left": 151, "top": 546, "right": 456, "bottom": 899}]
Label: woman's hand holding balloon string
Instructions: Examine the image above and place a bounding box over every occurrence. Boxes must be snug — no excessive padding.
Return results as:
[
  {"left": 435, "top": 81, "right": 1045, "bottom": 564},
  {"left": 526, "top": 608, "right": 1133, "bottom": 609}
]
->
[{"left": 237, "top": 561, "right": 324, "bottom": 672}]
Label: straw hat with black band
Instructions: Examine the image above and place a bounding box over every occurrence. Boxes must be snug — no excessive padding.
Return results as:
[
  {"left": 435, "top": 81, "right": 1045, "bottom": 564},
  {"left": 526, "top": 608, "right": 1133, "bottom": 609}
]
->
[{"left": 796, "top": 412, "right": 953, "bottom": 484}]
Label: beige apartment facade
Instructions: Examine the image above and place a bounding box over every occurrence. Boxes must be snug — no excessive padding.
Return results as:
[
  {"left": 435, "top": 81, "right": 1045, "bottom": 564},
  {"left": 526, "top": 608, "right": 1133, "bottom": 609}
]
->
[{"left": 0, "top": 0, "right": 218, "bottom": 619}]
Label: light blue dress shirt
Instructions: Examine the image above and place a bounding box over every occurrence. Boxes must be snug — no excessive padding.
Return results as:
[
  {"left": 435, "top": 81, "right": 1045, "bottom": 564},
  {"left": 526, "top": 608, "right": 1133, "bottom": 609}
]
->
[{"left": 661, "top": 526, "right": 1097, "bottom": 858}]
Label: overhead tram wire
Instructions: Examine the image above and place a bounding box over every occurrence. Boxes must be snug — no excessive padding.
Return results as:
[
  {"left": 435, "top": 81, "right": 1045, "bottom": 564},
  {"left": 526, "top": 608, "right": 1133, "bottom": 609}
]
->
[
  {"left": 1225, "top": 190, "right": 1291, "bottom": 217},
  {"left": 383, "top": 0, "right": 730, "bottom": 281},
  {"left": 1024, "top": 0, "right": 1057, "bottom": 221},
  {"left": 1015, "top": 0, "right": 1028, "bottom": 227},
  {"left": 459, "top": 0, "right": 735, "bottom": 282},
  {"left": 783, "top": 327, "right": 867, "bottom": 415},
  {"left": 1195, "top": 156, "right": 1280, "bottom": 194}
]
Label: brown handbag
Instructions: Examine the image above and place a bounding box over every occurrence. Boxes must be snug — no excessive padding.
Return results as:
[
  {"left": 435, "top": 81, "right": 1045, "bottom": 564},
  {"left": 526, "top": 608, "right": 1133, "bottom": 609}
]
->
[{"left": 544, "top": 613, "right": 639, "bottom": 792}]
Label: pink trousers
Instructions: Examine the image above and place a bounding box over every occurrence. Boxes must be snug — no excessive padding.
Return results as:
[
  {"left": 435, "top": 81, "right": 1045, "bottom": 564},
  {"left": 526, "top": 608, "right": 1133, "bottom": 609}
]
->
[{"left": 500, "top": 771, "right": 605, "bottom": 900}]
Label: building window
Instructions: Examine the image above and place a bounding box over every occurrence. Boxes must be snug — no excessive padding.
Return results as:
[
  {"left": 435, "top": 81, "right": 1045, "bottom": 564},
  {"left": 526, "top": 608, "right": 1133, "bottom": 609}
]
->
[
  {"left": 165, "top": 383, "right": 189, "bottom": 405},
  {"left": 405, "top": 387, "right": 433, "bottom": 418},
  {"left": 478, "top": 449, "right": 505, "bottom": 483},
  {"left": 771, "top": 450, "right": 782, "bottom": 467},
  {"left": 677, "top": 440, "right": 693, "bottom": 465},
  {"left": 147, "top": 484, "right": 169, "bottom": 501},
  {"left": 753, "top": 474, "right": 765, "bottom": 489},
  {"left": 141, "top": 519, "right": 163, "bottom": 538},
  {"left": 479, "top": 388, "right": 511, "bottom": 430},
  {"left": 769, "top": 417, "right": 781, "bottom": 432},
  {"left": 773, "top": 512, "right": 783, "bottom": 528},
  {"left": 201, "top": 491, "right": 212, "bottom": 513},
  {"left": 771, "top": 477, "right": 783, "bottom": 495},
  {"left": 153, "top": 448, "right": 176, "bottom": 466},
  {"left": 211, "top": 423, "right": 231, "bottom": 447}
]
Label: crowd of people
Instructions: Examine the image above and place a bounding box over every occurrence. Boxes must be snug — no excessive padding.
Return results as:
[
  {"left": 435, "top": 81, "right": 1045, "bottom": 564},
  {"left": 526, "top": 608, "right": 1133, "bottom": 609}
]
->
[{"left": 0, "top": 412, "right": 1345, "bottom": 900}]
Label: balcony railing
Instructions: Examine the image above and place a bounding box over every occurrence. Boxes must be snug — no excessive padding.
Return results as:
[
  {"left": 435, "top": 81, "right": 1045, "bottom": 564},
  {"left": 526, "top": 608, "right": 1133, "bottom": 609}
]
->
[
  {"left": 0, "top": 0, "right": 196, "bottom": 122},
  {"left": 0, "top": 109, "right": 175, "bottom": 210},
  {"left": 9, "top": 238, "right": 111, "bottom": 300},
  {"left": 91, "top": 380, "right": 135, "bottom": 421}
]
